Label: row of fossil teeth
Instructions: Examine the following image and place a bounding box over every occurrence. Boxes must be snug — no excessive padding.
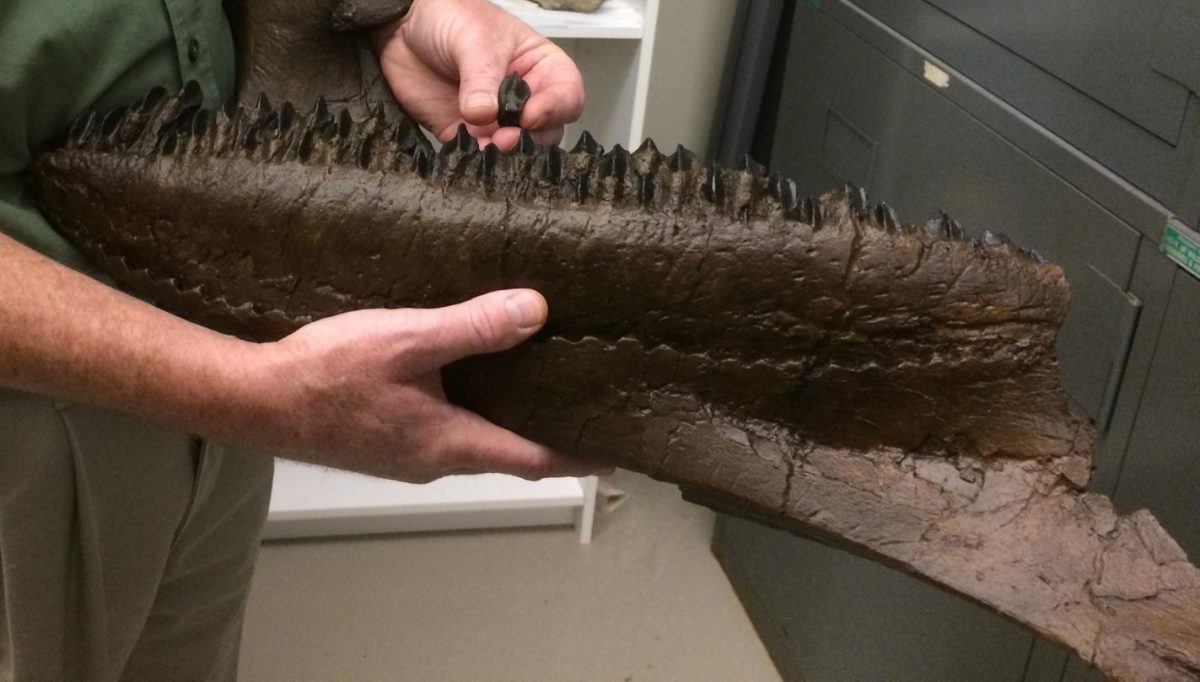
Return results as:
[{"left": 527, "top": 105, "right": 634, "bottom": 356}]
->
[{"left": 59, "top": 82, "right": 1044, "bottom": 263}]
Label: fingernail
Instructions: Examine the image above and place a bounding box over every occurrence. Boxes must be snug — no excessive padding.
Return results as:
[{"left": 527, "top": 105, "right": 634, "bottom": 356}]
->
[{"left": 505, "top": 292, "right": 544, "bottom": 330}]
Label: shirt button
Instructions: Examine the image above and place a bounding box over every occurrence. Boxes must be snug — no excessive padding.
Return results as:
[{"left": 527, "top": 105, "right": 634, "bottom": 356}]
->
[{"left": 187, "top": 38, "right": 201, "bottom": 63}]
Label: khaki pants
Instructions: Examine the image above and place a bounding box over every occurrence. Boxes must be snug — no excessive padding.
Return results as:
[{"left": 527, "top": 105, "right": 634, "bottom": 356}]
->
[{"left": 0, "top": 388, "right": 273, "bottom": 681}]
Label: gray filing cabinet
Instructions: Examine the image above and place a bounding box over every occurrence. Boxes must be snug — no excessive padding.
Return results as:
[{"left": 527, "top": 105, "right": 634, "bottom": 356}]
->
[{"left": 710, "top": 2, "right": 1200, "bottom": 680}]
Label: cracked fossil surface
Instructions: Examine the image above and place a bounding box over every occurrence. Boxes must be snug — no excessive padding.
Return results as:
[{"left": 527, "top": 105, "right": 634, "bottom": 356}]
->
[{"left": 27, "top": 1, "right": 1200, "bottom": 678}]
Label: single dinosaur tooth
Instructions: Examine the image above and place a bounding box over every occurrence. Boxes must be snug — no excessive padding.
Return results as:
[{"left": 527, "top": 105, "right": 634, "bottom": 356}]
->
[
  {"left": 178, "top": 80, "right": 204, "bottom": 108},
  {"left": 100, "top": 106, "right": 129, "bottom": 140},
  {"left": 843, "top": 183, "right": 870, "bottom": 217},
  {"left": 515, "top": 129, "right": 537, "bottom": 156},
  {"left": 945, "top": 214, "right": 965, "bottom": 240},
  {"left": 599, "top": 145, "right": 630, "bottom": 180},
  {"left": 255, "top": 92, "right": 273, "bottom": 117},
  {"left": 636, "top": 174, "right": 656, "bottom": 206},
  {"left": 355, "top": 137, "right": 373, "bottom": 169},
  {"left": 545, "top": 145, "right": 566, "bottom": 184},
  {"left": 369, "top": 102, "right": 387, "bottom": 126},
  {"left": 738, "top": 154, "right": 767, "bottom": 178},
  {"left": 769, "top": 174, "right": 798, "bottom": 211},
  {"left": 190, "top": 109, "right": 211, "bottom": 138},
  {"left": 875, "top": 203, "right": 900, "bottom": 232},
  {"left": 631, "top": 138, "right": 663, "bottom": 179},
  {"left": 308, "top": 97, "right": 333, "bottom": 132},
  {"left": 929, "top": 213, "right": 967, "bottom": 240},
  {"left": 277, "top": 102, "right": 297, "bottom": 132},
  {"left": 136, "top": 86, "right": 168, "bottom": 114},
  {"left": 241, "top": 125, "right": 261, "bottom": 153},
  {"left": 297, "top": 128, "right": 316, "bottom": 162},
  {"left": 336, "top": 109, "right": 353, "bottom": 138},
  {"left": 980, "top": 230, "right": 1012, "bottom": 248},
  {"left": 633, "top": 137, "right": 661, "bottom": 158},
  {"left": 497, "top": 71, "right": 531, "bottom": 128},
  {"left": 69, "top": 110, "right": 99, "bottom": 146},
  {"left": 570, "top": 130, "right": 601, "bottom": 156},
  {"left": 157, "top": 128, "right": 180, "bottom": 155},
  {"left": 393, "top": 123, "right": 425, "bottom": 154},
  {"left": 480, "top": 142, "right": 500, "bottom": 179},
  {"left": 703, "top": 162, "right": 725, "bottom": 204},
  {"left": 441, "top": 123, "right": 478, "bottom": 156},
  {"left": 668, "top": 145, "right": 697, "bottom": 172},
  {"left": 1023, "top": 248, "right": 1047, "bottom": 264},
  {"left": 412, "top": 145, "right": 434, "bottom": 177},
  {"left": 798, "top": 196, "right": 824, "bottom": 229}
]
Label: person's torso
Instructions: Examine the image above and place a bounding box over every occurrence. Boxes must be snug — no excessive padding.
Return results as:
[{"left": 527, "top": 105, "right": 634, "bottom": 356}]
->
[{"left": 0, "top": 0, "right": 235, "bottom": 267}]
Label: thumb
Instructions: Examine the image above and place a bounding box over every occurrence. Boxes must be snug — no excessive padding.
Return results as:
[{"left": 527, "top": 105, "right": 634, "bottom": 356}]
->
[
  {"left": 406, "top": 289, "right": 548, "bottom": 373},
  {"left": 452, "top": 38, "right": 512, "bottom": 126}
]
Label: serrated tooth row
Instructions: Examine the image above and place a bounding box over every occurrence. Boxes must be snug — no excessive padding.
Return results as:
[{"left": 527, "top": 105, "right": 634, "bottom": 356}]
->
[{"left": 62, "top": 84, "right": 1051, "bottom": 264}]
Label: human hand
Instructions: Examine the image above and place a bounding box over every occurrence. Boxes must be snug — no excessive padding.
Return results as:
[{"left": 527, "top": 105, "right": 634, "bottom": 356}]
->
[
  {"left": 373, "top": 0, "right": 585, "bottom": 149},
  {"left": 243, "top": 289, "right": 608, "bottom": 483}
]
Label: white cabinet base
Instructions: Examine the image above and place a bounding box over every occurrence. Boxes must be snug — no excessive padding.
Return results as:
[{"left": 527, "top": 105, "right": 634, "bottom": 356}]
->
[{"left": 266, "top": 460, "right": 597, "bottom": 543}]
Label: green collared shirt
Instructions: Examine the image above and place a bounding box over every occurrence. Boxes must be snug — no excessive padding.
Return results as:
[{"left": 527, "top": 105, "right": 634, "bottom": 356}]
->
[{"left": 0, "top": 0, "right": 235, "bottom": 268}]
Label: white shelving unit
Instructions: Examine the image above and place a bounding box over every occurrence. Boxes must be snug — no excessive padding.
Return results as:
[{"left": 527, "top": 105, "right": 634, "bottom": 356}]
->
[{"left": 265, "top": 0, "right": 658, "bottom": 544}]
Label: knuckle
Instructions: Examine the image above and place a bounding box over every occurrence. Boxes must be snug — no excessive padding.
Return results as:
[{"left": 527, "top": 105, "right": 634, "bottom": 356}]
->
[
  {"left": 520, "top": 457, "right": 554, "bottom": 482},
  {"left": 466, "top": 303, "right": 503, "bottom": 349}
]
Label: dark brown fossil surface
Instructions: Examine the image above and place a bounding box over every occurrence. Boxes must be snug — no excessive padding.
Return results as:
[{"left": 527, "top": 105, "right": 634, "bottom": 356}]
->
[{"left": 29, "top": 88, "right": 1200, "bottom": 680}]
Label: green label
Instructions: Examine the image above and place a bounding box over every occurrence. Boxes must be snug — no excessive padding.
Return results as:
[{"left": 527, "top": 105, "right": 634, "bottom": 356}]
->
[{"left": 1163, "top": 221, "right": 1200, "bottom": 281}]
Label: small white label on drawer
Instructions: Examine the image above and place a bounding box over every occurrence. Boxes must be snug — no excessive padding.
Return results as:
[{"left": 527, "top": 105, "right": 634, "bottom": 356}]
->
[{"left": 923, "top": 61, "right": 951, "bottom": 89}]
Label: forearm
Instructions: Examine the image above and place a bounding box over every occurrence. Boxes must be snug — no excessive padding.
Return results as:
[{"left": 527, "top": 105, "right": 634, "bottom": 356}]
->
[{"left": 0, "top": 231, "right": 257, "bottom": 436}]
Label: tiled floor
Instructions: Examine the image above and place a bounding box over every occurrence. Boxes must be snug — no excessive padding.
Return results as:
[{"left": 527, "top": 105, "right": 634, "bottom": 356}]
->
[{"left": 240, "top": 469, "right": 780, "bottom": 681}]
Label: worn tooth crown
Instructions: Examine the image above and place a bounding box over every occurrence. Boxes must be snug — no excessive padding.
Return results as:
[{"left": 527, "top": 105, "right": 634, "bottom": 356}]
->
[{"left": 570, "top": 130, "right": 601, "bottom": 156}]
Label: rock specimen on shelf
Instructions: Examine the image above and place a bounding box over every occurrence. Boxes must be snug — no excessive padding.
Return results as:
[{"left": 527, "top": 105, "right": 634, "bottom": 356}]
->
[{"left": 529, "top": 0, "right": 605, "bottom": 13}]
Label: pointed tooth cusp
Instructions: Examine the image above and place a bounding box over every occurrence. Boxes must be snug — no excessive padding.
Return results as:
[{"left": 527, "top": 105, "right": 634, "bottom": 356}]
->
[
  {"left": 668, "top": 145, "right": 698, "bottom": 172},
  {"left": 448, "top": 123, "right": 478, "bottom": 155},
  {"left": 634, "top": 137, "right": 660, "bottom": 157},
  {"left": 979, "top": 230, "right": 1012, "bottom": 248},
  {"left": 69, "top": 110, "right": 99, "bottom": 145},
  {"left": 255, "top": 92, "right": 273, "bottom": 116},
  {"left": 570, "top": 130, "right": 601, "bottom": 156},
  {"left": 769, "top": 174, "right": 799, "bottom": 211},
  {"left": 874, "top": 203, "right": 899, "bottom": 232}
]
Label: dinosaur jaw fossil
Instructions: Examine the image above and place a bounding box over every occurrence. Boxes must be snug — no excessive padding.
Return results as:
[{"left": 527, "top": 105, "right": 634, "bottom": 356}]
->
[{"left": 29, "top": 84, "right": 1200, "bottom": 679}]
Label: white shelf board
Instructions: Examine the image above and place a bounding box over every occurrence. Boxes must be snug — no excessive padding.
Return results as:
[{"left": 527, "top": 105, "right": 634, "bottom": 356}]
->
[
  {"left": 265, "top": 459, "right": 588, "bottom": 541},
  {"left": 489, "top": 0, "right": 644, "bottom": 39}
]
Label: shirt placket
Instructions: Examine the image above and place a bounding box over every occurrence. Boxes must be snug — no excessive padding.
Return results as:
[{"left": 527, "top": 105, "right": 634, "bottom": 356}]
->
[{"left": 160, "top": 0, "right": 222, "bottom": 107}]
